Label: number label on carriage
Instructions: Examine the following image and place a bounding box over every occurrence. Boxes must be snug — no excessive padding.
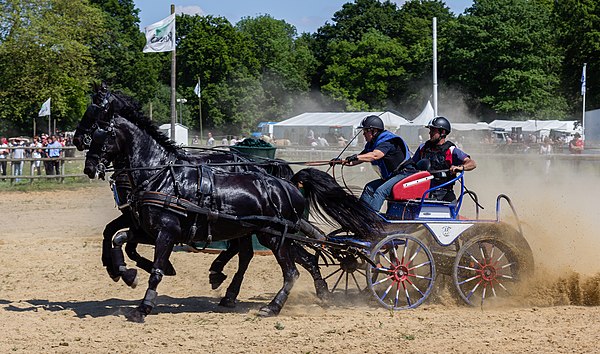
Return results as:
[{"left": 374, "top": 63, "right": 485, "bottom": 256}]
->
[{"left": 425, "top": 223, "right": 474, "bottom": 246}]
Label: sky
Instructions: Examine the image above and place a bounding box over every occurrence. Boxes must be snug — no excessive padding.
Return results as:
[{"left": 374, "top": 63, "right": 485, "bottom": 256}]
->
[{"left": 133, "top": 0, "right": 473, "bottom": 34}]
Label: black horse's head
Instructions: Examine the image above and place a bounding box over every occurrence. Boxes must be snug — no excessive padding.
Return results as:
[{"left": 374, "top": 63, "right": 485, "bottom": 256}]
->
[
  {"left": 77, "top": 84, "right": 121, "bottom": 179},
  {"left": 74, "top": 82, "right": 136, "bottom": 151},
  {"left": 73, "top": 82, "right": 112, "bottom": 151},
  {"left": 83, "top": 109, "right": 124, "bottom": 179}
]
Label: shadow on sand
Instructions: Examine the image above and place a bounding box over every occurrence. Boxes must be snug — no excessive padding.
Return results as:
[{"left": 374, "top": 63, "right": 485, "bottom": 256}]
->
[{"left": 1, "top": 295, "right": 266, "bottom": 319}]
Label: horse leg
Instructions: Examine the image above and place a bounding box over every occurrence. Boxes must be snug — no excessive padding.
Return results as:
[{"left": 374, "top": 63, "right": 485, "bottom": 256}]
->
[
  {"left": 111, "top": 230, "right": 139, "bottom": 288},
  {"left": 124, "top": 228, "right": 176, "bottom": 276},
  {"left": 218, "top": 236, "right": 254, "bottom": 308},
  {"left": 208, "top": 239, "right": 241, "bottom": 290},
  {"left": 126, "top": 226, "right": 177, "bottom": 323},
  {"left": 101, "top": 214, "right": 130, "bottom": 281},
  {"left": 258, "top": 234, "right": 328, "bottom": 300},
  {"left": 257, "top": 235, "right": 299, "bottom": 317},
  {"left": 291, "top": 244, "right": 329, "bottom": 300}
]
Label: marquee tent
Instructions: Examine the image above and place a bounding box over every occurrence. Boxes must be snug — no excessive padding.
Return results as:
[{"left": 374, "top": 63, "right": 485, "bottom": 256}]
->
[
  {"left": 272, "top": 111, "right": 409, "bottom": 145},
  {"left": 488, "top": 120, "right": 580, "bottom": 135}
]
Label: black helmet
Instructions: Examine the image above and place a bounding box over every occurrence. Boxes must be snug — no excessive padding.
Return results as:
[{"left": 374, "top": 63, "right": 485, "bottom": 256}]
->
[
  {"left": 358, "top": 115, "right": 384, "bottom": 130},
  {"left": 426, "top": 116, "right": 451, "bottom": 134}
]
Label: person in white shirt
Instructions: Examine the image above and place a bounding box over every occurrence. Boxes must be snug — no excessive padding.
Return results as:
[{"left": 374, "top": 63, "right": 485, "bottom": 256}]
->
[
  {"left": 206, "top": 132, "right": 215, "bottom": 147},
  {"left": 11, "top": 140, "right": 25, "bottom": 181}
]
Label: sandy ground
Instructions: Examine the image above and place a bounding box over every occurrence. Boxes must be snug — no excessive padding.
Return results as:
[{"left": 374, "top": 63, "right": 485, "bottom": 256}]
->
[{"left": 2, "top": 156, "right": 600, "bottom": 353}]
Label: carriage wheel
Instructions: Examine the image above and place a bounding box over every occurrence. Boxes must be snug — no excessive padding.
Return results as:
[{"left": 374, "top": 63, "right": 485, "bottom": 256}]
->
[
  {"left": 366, "top": 234, "right": 436, "bottom": 310},
  {"left": 452, "top": 234, "right": 532, "bottom": 307},
  {"left": 317, "top": 251, "right": 368, "bottom": 295}
]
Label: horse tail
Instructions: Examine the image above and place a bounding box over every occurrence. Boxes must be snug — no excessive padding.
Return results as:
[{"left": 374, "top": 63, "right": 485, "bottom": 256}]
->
[{"left": 291, "top": 168, "right": 383, "bottom": 240}]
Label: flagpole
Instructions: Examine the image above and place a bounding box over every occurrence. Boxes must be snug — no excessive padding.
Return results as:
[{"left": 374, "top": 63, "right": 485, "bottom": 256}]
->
[
  {"left": 432, "top": 17, "right": 438, "bottom": 116},
  {"left": 170, "top": 4, "right": 177, "bottom": 141},
  {"left": 582, "top": 63, "right": 587, "bottom": 140},
  {"left": 197, "top": 77, "right": 203, "bottom": 141},
  {"left": 48, "top": 113, "right": 51, "bottom": 136}
]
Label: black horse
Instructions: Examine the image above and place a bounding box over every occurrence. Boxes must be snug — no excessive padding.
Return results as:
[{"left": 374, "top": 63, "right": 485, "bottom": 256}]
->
[
  {"left": 74, "top": 86, "right": 326, "bottom": 307},
  {"left": 81, "top": 101, "right": 382, "bottom": 322}
]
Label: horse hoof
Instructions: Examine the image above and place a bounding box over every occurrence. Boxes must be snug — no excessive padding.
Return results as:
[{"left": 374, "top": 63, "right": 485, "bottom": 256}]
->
[
  {"left": 315, "top": 280, "right": 330, "bottom": 300},
  {"left": 125, "top": 308, "right": 146, "bottom": 323},
  {"left": 164, "top": 261, "right": 176, "bottom": 276},
  {"left": 106, "top": 268, "right": 121, "bottom": 282},
  {"left": 257, "top": 306, "right": 280, "bottom": 317},
  {"left": 122, "top": 269, "right": 138, "bottom": 288},
  {"left": 209, "top": 272, "right": 227, "bottom": 290},
  {"left": 218, "top": 296, "right": 236, "bottom": 308}
]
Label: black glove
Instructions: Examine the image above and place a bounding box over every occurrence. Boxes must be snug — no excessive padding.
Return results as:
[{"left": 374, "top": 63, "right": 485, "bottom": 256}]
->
[
  {"left": 329, "top": 157, "right": 342, "bottom": 166},
  {"left": 345, "top": 154, "right": 358, "bottom": 164}
]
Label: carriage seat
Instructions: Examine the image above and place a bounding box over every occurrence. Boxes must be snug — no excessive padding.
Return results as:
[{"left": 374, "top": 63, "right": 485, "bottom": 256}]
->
[
  {"left": 387, "top": 171, "right": 461, "bottom": 221},
  {"left": 390, "top": 171, "right": 433, "bottom": 201}
]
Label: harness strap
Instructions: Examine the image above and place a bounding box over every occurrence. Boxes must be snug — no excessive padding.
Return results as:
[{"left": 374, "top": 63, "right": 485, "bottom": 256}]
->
[
  {"left": 137, "top": 191, "right": 300, "bottom": 230},
  {"left": 169, "top": 164, "right": 180, "bottom": 197}
]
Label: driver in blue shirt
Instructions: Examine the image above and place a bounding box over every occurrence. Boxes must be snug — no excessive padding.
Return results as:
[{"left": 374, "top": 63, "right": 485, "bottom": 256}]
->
[{"left": 337, "top": 115, "right": 415, "bottom": 212}]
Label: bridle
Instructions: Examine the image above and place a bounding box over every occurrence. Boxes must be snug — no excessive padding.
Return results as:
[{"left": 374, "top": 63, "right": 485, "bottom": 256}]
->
[
  {"left": 82, "top": 91, "right": 120, "bottom": 178},
  {"left": 76, "top": 89, "right": 114, "bottom": 150}
]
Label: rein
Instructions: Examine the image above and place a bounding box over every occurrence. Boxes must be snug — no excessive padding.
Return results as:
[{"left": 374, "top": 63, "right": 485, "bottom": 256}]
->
[{"left": 102, "top": 159, "right": 333, "bottom": 174}]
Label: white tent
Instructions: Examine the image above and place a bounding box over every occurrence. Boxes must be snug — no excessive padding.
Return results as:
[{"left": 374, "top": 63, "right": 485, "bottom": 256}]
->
[
  {"left": 410, "top": 101, "right": 435, "bottom": 126},
  {"left": 453, "top": 122, "right": 491, "bottom": 131},
  {"left": 394, "top": 101, "right": 436, "bottom": 147},
  {"left": 489, "top": 120, "right": 579, "bottom": 134},
  {"left": 274, "top": 111, "right": 408, "bottom": 129},
  {"left": 272, "top": 111, "right": 409, "bottom": 145}
]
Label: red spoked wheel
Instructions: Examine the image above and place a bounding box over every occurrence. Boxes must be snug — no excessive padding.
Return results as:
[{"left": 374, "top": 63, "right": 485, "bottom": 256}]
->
[
  {"left": 366, "top": 234, "right": 435, "bottom": 310},
  {"left": 452, "top": 235, "right": 531, "bottom": 306}
]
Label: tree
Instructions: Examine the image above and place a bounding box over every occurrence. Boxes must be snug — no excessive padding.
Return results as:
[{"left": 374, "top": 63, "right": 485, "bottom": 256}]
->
[
  {"left": 174, "top": 14, "right": 262, "bottom": 132},
  {"left": 0, "top": 0, "right": 105, "bottom": 134},
  {"left": 236, "top": 15, "right": 315, "bottom": 120},
  {"left": 310, "top": 0, "right": 453, "bottom": 114},
  {"left": 394, "top": 1, "right": 455, "bottom": 115},
  {"left": 321, "top": 29, "right": 410, "bottom": 110},
  {"left": 88, "top": 0, "right": 164, "bottom": 103},
  {"left": 553, "top": 0, "right": 600, "bottom": 112},
  {"left": 443, "top": 0, "right": 567, "bottom": 120}
]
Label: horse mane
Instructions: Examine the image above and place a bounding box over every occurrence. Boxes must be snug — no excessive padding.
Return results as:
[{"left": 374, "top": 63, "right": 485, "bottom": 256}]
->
[{"left": 93, "top": 85, "right": 184, "bottom": 157}]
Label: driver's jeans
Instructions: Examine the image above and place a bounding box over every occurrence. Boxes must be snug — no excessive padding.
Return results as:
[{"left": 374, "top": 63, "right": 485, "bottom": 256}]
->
[{"left": 360, "top": 172, "right": 411, "bottom": 212}]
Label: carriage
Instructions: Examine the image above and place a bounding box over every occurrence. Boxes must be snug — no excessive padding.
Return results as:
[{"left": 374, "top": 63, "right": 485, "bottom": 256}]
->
[
  {"left": 74, "top": 85, "right": 533, "bottom": 321},
  {"left": 300, "top": 167, "right": 533, "bottom": 310}
]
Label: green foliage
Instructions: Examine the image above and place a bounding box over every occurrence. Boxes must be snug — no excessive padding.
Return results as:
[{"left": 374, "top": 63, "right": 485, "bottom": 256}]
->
[
  {"left": 322, "top": 29, "right": 410, "bottom": 110},
  {"left": 88, "top": 0, "right": 163, "bottom": 103},
  {"left": 0, "top": 0, "right": 104, "bottom": 134},
  {"left": 0, "top": 0, "right": 597, "bottom": 137},
  {"left": 443, "top": 0, "right": 567, "bottom": 119},
  {"left": 236, "top": 15, "right": 316, "bottom": 120},
  {"left": 553, "top": 0, "right": 600, "bottom": 112}
]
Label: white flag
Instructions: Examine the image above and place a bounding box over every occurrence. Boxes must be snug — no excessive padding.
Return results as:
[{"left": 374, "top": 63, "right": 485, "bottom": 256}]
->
[
  {"left": 581, "top": 64, "right": 586, "bottom": 96},
  {"left": 194, "top": 82, "right": 201, "bottom": 98},
  {"left": 38, "top": 98, "right": 51, "bottom": 117},
  {"left": 143, "top": 14, "right": 176, "bottom": 53}
]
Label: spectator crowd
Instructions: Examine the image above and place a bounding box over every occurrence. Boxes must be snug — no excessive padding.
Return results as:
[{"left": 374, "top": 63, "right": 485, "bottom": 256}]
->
[{"left": 0, "top": 133, "right": 73, "bottom": 180}]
